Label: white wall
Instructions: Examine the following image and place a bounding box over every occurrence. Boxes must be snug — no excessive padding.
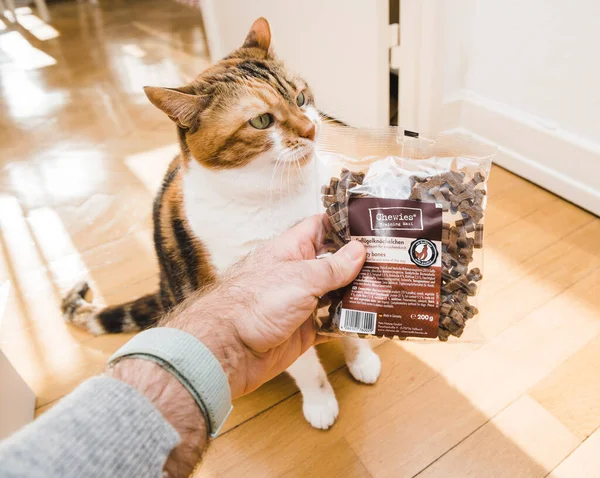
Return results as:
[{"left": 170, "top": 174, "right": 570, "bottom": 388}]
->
[
  {"left": 464, "top": 0, "right": 600, "bottom": 144},
  {"left": 432, "top": 0, "right": 600, "bottom": 214},
  {"left": 200, "top": 0, "right": 390, "bottom": 128}
]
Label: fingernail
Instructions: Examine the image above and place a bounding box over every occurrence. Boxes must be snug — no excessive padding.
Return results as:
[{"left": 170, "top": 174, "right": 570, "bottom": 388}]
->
[{"left": 342, "top": 241, "right": 365, "bottom": 261}]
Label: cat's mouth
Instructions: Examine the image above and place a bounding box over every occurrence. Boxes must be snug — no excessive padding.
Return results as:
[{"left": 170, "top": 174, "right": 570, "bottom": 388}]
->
[
  {"left": 292, "top": 150, "right": 314, "bottom": 167},
  {"left": 278, "top": 145, "right": 315, "bottom": 168}
]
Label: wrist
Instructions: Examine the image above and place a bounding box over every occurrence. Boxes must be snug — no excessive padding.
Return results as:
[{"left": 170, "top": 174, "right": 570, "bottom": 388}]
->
[{"left": 106, "top": 359, "right": 206, "bottom": 478}]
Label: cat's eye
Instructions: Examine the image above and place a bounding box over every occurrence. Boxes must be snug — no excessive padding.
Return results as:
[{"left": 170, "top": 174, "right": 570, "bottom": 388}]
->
[
  {"left": 249, "top": 113, "right": 274, "bottom": 130},
  {"left": 296, "top": 91, "right": 306, "bottom": 107}
]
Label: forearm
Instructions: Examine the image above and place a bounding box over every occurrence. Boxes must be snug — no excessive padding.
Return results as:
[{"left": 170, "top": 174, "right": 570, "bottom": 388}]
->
[
  {"left": 106, "top": 359, "right": 208, "bottom": 478},
  {"left": 104, "top": 294, "right": 244, "bottom": 477},
  {"left": 0, "top": 376, "right": 180, "bottom": 478},
  {"left": 0, "top": 315, "right": 219, "bottom": 478}
]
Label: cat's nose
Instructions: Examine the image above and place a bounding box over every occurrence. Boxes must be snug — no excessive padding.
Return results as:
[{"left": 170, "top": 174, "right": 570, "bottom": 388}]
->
[{"left": 300, "top": 122, "right": 316, "bottom": 141}]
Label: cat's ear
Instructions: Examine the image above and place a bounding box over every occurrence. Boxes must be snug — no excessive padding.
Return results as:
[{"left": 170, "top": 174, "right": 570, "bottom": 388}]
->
[
  {"left": 143, "top": 86, "right": 203, "bottom": 129},
  {"left": 242, "top": 17, "right": 271, "bottom": 54}
]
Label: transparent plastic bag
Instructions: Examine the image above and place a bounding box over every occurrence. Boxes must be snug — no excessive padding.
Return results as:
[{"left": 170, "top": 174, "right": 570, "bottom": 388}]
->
[{"left": 314, "top": 127, "right": 495, "bottom": 342}]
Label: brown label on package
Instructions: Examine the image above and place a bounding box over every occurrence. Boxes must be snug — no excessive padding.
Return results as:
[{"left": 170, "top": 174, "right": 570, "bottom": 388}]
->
[{"left": 339, "top": 198, "right": 442, "bottom": 338}]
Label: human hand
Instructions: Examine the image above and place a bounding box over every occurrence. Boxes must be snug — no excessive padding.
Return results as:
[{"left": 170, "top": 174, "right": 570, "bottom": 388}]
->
[
  {"left": 107, "top": 215, "right": 365, "bottom": 476},
  {"left": 173, "top": 214, "right": 366, "bottom": 398}
]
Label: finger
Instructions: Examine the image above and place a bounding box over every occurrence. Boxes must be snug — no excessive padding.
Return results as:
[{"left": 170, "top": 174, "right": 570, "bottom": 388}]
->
[{"left": 301, "top": 240, "right": 366, "bottom": 295}]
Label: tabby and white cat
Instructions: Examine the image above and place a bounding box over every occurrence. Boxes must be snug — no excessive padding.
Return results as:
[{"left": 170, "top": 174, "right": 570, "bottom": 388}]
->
[{"left": 62, "top": 18, "right": 380, "bottom": 429}]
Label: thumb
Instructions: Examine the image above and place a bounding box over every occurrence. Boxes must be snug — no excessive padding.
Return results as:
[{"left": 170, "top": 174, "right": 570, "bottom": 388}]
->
[{"left": 303, "top": 241, "right": 366, "bottom": 296}]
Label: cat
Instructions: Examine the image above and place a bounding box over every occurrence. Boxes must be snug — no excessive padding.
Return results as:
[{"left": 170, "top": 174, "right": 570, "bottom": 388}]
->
[{"left": 62, "top": 17, "right": 380, "bottom": 430}]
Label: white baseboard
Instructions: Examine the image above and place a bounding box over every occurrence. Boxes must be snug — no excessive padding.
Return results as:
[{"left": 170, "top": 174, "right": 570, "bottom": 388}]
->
[{"left": 441, "top": 91, "right": 600, "bottom": 216}]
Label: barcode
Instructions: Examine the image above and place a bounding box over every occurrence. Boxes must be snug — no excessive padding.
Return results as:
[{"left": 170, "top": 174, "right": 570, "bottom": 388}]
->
[{"left": 340, "top": 309, "right": 377, "bottom": 334}]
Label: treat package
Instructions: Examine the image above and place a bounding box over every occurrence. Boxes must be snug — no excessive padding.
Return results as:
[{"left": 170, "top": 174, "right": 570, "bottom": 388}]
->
[{"left": 314, "top": 127, "right": 495, "bottom": 342}]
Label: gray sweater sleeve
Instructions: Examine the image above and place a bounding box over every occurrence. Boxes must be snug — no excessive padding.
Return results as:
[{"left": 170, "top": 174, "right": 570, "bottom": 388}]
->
[{"left": 0, "top": 376, "right": 180, "bottom": 478}]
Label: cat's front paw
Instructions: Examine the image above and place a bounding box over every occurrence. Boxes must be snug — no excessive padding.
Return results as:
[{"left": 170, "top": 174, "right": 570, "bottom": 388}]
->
[
  {"left": 347, "top": 349, "right": 381, "bottom": 384},
  {"left": 302, "top": 383, "right": 339, "bottom": 430}
]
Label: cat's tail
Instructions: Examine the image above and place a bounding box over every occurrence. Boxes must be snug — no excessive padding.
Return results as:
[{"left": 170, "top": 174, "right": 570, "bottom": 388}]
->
[{"left": 61, "top": 281, "right": 164, "bottom": 335}]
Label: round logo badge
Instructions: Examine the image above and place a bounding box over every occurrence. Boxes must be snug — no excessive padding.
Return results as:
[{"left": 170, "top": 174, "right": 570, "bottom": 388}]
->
[{"left": 409, "top": 238, "right": 438, "bottom": 268}]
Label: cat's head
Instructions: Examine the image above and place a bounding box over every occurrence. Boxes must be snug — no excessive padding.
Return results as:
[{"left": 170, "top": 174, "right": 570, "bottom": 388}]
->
[{"left": 144, "top": 18, "right": 319, "bottom": 190}]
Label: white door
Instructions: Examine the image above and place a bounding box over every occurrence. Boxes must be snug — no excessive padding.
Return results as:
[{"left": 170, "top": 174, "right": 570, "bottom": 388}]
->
[
  {"left": 403, "top": 0, "right": 600, "bottom": 215},
  {"left": 200, "top": 0, "right": 391, "bottom": 128}
]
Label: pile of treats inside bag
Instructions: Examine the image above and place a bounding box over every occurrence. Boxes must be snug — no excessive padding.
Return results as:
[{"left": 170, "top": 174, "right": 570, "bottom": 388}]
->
[{"left": 315, "top": 129, "right": 493, "bottom": 342}]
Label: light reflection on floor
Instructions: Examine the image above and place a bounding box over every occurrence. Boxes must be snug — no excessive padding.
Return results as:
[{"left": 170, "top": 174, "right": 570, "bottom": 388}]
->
[
  {"left": 124, "top": 143, "right": 178, "bottom": 193},
  {"left": 0, "top": 281, "right": 10, "bottom": 328},
  {"left": 27, "top": 207, "right": 95, "bottom": 294},
  {"left": 0, "top": 31, "right": 56, "bottom": 70},
  {"left": 13, "top": 7, "right": 59, "bottom": 41},
  {"left": 0, "top": 0, "right": 208, "bottom": 413},
  {"left": 0, "top": 68, "right": 65, "bottom": 120},
  {"left": 0, "top": 193, "right": 94, "bottom": 400},
  {"left": 121, "top": 43, "right": 146, "bottom": 59}
]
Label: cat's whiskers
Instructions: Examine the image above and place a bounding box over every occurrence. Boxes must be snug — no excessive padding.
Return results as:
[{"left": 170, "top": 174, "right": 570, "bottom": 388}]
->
[
  {"left": 279, "top": 151, "right": 288, "bottom": 199},
  {"left": 268, "top": 154, "right": 284, "bottom": 207},
  {"left": 272, "top": 150, "right": 297, "bottom": 202},
  {"left": 288, "top": 146, "right": 308, "bottom": 184},
  {"left": 272, "top": 147, "right": 296, "bottom": 201},
  {"left": 294, "top": 157, "right": 305, "bottom": 186},
  {"left": 286, "top": 153, "right": 292, "bottom": 199},
  {"left": 288, "top": 147, "right": 302, "bottom": 198},
  {"left": 267, "top": 143, "right": 313, "bottom": 206},
  {"left": 288, "top": 147, "right": 308, "bottom": 187}
]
